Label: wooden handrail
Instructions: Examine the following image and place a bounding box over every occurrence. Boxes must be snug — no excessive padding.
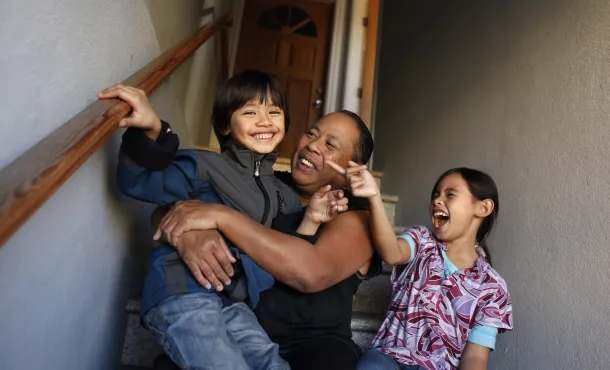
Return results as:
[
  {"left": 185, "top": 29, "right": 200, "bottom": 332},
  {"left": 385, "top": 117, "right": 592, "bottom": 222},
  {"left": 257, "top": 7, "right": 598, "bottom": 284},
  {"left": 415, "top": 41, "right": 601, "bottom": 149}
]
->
[{"left": 0, "top": 13, "right": 233, "bottom": 247}]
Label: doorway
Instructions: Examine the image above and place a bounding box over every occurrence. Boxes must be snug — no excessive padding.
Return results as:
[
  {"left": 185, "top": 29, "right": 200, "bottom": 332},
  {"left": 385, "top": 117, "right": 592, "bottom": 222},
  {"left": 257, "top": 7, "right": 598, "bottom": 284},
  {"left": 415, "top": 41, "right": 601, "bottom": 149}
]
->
[{"left": 234, "top": 0, "right": 334, "bottom": 158}]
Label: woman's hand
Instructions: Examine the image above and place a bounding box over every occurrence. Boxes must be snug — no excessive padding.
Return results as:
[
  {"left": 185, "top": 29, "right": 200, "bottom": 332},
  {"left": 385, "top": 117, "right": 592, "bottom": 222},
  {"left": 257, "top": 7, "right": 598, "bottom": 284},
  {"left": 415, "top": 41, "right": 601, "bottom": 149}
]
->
[
  {"left": 153, "top": 200, "right": 224, "bottom": 246},
  {"left": 174, "top": 230, "right": 237, "bottom": 291},
  {"left": 98, "top": 84, "right": 162, "bottom": 139}
]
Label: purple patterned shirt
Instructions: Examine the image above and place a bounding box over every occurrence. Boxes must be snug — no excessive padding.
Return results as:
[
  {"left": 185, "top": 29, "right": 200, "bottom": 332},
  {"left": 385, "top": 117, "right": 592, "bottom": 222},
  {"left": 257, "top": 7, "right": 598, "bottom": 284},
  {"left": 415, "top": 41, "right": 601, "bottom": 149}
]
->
[{"left": 370, "top": 226, "right": 513, "bottom": 370}]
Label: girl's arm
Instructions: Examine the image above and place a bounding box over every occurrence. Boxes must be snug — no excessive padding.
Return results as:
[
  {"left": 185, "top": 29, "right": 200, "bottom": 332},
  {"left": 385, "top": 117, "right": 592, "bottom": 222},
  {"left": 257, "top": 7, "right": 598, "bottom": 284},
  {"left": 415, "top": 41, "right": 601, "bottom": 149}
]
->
[
  {"left": 459, "top": 342, "right": 490, "bottom": 370},
  {"left": 367, "top": 193, "right": 412, "bottom": 265},
  {"left": 327, "top": 161, "right": 412, "bottom": 265}
]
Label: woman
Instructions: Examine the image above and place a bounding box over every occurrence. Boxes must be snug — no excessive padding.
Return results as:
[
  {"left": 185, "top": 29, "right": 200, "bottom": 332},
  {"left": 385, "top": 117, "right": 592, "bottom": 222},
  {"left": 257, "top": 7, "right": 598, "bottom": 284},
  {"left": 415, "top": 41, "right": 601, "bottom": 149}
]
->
[{"left": 156, "top": 110, "right": 379, "bottom": 370}]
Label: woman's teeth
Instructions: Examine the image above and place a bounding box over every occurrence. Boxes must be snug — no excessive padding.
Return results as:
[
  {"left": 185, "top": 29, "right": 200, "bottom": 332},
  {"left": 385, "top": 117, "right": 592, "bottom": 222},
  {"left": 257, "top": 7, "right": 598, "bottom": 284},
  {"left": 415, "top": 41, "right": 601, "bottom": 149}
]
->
[
  {"left": 254, "top": 133, "right": 274, "bottom": 140},
  {"left": 300, "top": 158, "right": 315, "bottom": 169}
]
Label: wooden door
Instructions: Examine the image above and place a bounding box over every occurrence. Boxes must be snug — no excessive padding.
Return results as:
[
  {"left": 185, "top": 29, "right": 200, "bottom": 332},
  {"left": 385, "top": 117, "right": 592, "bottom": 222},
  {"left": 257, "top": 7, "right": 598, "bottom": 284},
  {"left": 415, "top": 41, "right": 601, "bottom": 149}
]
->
[{"left": 235, "top": 0, "right": 334, "bottom": 158}]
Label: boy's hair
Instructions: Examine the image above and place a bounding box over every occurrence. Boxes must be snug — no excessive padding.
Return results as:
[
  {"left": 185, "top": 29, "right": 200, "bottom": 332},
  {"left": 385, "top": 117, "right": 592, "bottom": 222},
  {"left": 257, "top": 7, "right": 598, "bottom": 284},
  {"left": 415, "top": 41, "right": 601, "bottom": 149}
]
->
[
  {"left": 432, "top": 168, "right": 499, "bottom": 265},
  {"left": 337, "top": 110, "right": 374, "bottom": 164},
  {"left": 212, "top": 70, "right": 290, "bottom": 151}
]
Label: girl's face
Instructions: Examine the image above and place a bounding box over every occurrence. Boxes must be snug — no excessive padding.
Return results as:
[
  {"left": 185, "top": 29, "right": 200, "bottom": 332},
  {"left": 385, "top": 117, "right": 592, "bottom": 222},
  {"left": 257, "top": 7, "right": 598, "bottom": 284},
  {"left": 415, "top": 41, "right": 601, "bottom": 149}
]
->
[
  {"left": 228, "top": 97, "right": 285, "bottom": 154},
  {"left": 430, "top": 173, "right": 492, "bottom": 243}
]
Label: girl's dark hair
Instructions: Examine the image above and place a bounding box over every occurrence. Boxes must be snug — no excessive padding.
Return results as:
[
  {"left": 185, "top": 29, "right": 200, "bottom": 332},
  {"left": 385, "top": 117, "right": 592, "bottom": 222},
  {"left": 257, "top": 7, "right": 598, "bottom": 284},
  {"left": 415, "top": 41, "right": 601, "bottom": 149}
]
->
[
  {"left": 432, "top": 168, "right": 499, "bottom": 265},
  {"left": 337, "top": 110, "right": 374, "bottom": 164},
  {"left": 212, "top": 70, "right": 289, "bottom": 151}
]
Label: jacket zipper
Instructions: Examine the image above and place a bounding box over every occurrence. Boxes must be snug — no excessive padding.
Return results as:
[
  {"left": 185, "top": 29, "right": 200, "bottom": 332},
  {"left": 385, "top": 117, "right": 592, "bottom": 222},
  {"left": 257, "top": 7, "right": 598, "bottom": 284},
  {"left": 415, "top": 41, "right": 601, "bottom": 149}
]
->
[{"left": 254, "top": 160, "right": 270, "bottom": 224}]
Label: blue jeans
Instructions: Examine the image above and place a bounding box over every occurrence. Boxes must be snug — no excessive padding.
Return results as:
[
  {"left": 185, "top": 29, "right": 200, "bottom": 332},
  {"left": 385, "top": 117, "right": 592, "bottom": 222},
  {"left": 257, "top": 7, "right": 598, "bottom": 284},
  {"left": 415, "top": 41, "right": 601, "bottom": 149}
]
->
[
  {"left": 357, "top": 349, "right": 426, "bottom": 370},
  {"left": 143, "top": 293, "right": 289, "bottom": 370}
]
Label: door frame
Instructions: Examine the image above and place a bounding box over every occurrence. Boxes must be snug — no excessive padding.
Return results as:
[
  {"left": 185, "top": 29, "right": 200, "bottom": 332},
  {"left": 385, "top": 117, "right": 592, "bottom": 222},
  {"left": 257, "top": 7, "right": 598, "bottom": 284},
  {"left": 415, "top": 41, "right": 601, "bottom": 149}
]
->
[{"left": 224, "top": 0, "right": 382, "bottom": 150}]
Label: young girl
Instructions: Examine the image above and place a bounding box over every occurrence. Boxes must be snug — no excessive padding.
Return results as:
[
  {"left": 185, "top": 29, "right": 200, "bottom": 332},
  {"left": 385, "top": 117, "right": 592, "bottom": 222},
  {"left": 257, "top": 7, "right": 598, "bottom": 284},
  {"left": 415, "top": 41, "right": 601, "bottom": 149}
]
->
[{"left": 329, "top": 162, "right": 513, "bottom": 370}]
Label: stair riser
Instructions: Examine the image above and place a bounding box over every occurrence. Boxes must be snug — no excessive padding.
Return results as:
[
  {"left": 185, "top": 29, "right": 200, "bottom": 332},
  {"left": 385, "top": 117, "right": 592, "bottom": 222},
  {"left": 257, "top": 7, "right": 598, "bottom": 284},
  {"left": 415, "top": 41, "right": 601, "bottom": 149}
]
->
[
  {"left": 374, "top": 175, "right": 382, "bottom": 189},
  {"left": 383, "top": 200, "right": 395, "bottom": 225},
  {"left": 352, "top": 275, "right": 392, "bottom": 315}
]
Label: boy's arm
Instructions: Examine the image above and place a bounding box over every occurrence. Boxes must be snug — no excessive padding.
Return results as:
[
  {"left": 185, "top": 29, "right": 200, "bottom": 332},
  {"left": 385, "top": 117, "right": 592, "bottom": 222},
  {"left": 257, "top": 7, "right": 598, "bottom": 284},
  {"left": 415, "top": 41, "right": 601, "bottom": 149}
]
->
[
  {"left": 117, "top": 125, "right": 203, "bottom": 204},
  {"left": 98, "top": 84, "right": 202, "bottom": 204},
  {"left": 296, "top": 185, "right": 348, "bottom": 236}
]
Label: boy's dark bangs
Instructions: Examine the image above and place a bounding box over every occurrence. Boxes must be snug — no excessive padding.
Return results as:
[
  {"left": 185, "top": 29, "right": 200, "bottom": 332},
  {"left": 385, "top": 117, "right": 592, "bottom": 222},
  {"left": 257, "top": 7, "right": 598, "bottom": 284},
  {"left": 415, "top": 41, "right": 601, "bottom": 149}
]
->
[{"left": 243, "top": 82, "right": 287, "bottom": 112}]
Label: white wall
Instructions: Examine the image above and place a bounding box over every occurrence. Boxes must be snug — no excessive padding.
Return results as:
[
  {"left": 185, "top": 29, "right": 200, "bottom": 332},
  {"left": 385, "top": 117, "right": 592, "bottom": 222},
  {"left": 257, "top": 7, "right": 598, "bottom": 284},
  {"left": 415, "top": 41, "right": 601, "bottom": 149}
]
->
[
  {"left": 185, "top": 0, "right": 238, "bottom": 148},
  {"left": 342, "top": 0, "right": 368, "bottom": 113},
  {"left": 374, "top": 0, "right": 610, "bottom": 368},
  {"left": 0, "top": 1, "right": 187, "bottom": 369}
]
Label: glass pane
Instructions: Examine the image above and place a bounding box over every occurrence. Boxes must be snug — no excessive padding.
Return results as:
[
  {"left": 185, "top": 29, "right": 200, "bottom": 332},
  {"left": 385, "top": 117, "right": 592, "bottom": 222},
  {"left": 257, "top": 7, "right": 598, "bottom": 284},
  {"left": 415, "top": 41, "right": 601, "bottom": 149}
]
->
[
  {"left": 257, "top": 10, "right": 282, "bottom": 31},
  {"left": 289, "top": 7, "right": 309, "bottom": 28},
  {"left": 294, "top": 20, "right": 317, "bottom": 37},
  {"left": 257, "top": 5, "right": 318, "bottom": 37},
  {"left": 272, "top": 6, "right": 290, "bottom": 27}
]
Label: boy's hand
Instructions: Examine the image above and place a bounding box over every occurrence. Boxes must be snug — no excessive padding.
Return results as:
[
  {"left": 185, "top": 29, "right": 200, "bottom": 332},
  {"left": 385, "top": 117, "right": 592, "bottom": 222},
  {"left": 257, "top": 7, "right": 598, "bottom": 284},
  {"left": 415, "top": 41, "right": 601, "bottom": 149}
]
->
[
  {"left": 305, "top": 185, "right": 349, "bottom": 225},
  {"left": 327, "top": 160, "right": 379, "bottom": 199},
  {"left": 98, "top": 84, "right": 162, "bottom": 140}
]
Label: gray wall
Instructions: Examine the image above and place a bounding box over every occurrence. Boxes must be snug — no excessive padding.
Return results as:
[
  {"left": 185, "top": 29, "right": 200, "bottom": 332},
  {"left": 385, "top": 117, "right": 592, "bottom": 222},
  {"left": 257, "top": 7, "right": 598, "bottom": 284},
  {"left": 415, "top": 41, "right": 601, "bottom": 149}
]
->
[
  {"left": 374, "top": 0, "right": 610, "bottom": 368},
  {"left": 0, "top": 1, "right": 188, "bottom": 369}
]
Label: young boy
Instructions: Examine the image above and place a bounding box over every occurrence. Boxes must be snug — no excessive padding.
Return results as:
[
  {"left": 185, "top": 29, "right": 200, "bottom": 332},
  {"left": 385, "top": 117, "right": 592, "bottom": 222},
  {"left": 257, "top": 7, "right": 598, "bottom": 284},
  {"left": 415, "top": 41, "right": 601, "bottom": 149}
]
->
[{"left": 100, "top": 71, "right": 345, "bottom": 370}]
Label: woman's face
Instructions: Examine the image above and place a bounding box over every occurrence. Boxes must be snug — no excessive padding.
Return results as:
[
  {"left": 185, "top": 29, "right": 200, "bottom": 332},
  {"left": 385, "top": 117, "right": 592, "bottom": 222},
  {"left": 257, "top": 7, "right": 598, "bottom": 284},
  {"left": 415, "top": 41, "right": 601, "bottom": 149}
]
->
[{"left": 291, "top": 112, "right": 360, "bottom": 196}]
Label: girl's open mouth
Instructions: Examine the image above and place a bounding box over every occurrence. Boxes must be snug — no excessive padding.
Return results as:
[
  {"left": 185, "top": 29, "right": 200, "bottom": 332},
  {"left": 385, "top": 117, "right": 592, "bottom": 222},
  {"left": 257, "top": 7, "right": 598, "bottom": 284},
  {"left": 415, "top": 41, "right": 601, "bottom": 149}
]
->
[{"left": 433, "top": 211, "right": 449, "bottom": 228}]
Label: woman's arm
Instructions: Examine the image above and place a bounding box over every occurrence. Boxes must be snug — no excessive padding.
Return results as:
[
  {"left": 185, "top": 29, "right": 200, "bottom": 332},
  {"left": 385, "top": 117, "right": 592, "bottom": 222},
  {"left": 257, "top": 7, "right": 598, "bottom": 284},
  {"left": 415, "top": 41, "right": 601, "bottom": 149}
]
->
[
  {"left": 219, "top": 207, "right": 373, "bottom": 292},
  {"left": 152, "top": 205, "right": 237, "bottom": 291},
  {"left": 159, "top": 201, "right": 374, "bottom": 293},
  {"left": 459, "top": 343, "right": 490, "bottom": 370}
]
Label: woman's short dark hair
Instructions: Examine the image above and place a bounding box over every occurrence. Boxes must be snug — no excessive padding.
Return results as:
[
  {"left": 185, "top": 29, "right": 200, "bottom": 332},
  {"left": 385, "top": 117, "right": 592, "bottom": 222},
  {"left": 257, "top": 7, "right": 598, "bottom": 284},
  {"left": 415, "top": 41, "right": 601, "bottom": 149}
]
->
[
  {"left": 338, "top": 110, "right": 374, "bottom": 164},
  {"left": 212, "top": 70, "right": 289, "bottom": 150}
]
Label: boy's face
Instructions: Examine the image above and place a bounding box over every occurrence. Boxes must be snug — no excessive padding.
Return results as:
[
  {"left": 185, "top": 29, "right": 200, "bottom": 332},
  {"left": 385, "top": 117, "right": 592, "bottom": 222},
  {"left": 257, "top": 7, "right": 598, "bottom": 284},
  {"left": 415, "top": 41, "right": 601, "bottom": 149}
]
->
[{"left": 228, "top": 98, "right": 285, "bottom": 154}]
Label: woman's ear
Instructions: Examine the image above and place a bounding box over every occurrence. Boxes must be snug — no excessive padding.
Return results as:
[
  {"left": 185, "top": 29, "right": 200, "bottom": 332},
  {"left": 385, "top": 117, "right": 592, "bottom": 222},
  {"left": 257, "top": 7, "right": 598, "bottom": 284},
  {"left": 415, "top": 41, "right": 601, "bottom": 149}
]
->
[{"left": 476, "top": 199, "right": 494, "bottom": 218}]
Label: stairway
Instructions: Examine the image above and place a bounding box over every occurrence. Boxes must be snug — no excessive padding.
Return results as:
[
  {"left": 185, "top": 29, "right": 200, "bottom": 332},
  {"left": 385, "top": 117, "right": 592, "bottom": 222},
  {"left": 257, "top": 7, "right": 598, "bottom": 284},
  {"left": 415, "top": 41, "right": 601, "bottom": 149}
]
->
[{"left": 120, "top": 171, "right": 402, "bottom": 368}]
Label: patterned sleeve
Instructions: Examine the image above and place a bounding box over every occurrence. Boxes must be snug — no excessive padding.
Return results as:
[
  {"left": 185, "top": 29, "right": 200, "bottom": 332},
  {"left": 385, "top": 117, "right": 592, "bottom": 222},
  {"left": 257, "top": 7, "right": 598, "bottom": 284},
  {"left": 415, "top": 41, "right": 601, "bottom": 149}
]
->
[
  {"left": 391, "top": 225, "right": 429, "bottom": 284},
  {"left": 474, "top": 283, "right": 514, "bottom": 333}
]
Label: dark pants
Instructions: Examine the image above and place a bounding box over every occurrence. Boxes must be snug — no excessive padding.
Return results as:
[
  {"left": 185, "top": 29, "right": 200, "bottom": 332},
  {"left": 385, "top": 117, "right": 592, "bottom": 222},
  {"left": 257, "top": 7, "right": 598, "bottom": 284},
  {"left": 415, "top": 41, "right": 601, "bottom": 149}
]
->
[
  {"left": 284, "top": 337, "right": 362, "bottom": 370},
  {"left": 153, "top": 336, "right": 362, "bottom": 370}
]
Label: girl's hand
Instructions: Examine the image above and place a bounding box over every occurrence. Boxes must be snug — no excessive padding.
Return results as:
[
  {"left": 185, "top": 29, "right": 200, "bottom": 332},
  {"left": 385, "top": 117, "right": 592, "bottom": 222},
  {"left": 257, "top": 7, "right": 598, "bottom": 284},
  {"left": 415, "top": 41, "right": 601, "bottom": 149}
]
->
[
  {"left": 327, "top": 160, "right": 379, "bottom": 199},
  {"left": 98, "top": 84, "right": 162, "bottom": 139},
  {"left": 305, "top": 185, "right": 349, "bottom": 225},
  {"left": 153, "top": 200, "right": 222, "bottom": 246}
]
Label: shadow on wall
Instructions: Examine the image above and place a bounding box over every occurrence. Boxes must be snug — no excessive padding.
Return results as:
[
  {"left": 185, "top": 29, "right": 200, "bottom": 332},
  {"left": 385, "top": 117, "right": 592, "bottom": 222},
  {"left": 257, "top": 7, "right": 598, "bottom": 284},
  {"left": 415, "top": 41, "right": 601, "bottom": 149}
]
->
[{"left": 374, "top": 0, "right": 572, "bottom": 224}]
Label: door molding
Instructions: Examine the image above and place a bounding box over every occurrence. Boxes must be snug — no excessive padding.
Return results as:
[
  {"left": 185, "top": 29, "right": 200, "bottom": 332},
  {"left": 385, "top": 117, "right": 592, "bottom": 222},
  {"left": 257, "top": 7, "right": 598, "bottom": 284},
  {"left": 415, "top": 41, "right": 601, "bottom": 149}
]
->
[
  {"left": 360, "top": 0, "right": 380, "bottom": 129},
  {"left": 323, "top": 0, "right": 348, "bottom": 115}
]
